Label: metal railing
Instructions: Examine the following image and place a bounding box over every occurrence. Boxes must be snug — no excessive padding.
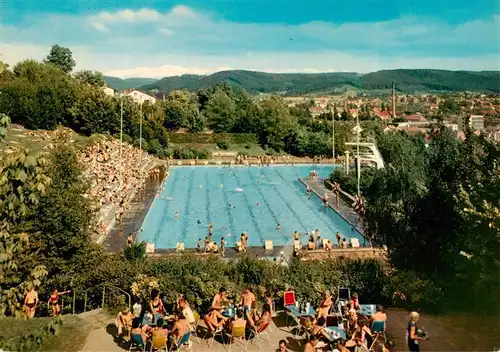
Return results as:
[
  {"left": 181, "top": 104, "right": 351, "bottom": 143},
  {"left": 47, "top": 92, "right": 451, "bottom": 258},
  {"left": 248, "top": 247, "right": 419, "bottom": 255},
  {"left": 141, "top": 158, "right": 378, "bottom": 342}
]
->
[{"left": 57, "top": 284, "right": 131, "bottom": 315}]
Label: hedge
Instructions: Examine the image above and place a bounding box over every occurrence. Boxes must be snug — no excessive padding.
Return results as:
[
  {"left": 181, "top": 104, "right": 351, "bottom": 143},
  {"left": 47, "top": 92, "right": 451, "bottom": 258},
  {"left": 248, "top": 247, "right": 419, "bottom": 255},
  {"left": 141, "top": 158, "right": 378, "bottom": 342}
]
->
[{"left": 167, "top": 133, "right": 258, "bottom": 144}]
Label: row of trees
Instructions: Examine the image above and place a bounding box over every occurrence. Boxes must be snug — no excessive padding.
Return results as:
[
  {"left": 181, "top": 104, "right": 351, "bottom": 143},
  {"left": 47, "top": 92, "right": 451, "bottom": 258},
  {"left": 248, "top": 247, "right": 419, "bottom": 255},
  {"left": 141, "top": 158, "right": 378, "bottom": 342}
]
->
[
  {"left": 332, "top": 127, "right": 499, "bottom": 312},
  {"left": 0, "top": 45, "right": 385, "bottom": 158}
]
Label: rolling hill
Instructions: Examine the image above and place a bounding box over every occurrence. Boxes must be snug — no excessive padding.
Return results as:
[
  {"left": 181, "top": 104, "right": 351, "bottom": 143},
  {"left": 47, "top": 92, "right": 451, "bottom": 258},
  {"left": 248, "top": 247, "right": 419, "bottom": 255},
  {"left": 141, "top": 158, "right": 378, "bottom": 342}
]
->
[
  {"left": 104, "top": 69, "right": 500, "bottom": 94},
  {"left": 103, "top": 76, "right": 158, "bottom": 91}
]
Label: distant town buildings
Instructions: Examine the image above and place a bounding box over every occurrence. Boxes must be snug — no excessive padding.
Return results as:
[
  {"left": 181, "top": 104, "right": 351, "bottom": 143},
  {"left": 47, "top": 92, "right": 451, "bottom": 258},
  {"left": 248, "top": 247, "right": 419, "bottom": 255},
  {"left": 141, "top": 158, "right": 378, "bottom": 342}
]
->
[
  {"left": 458, "top": 115, "right": 485, "bottom": 132},
  {"left": 102, "top": 86, "right": 115, "bottom": 97}
]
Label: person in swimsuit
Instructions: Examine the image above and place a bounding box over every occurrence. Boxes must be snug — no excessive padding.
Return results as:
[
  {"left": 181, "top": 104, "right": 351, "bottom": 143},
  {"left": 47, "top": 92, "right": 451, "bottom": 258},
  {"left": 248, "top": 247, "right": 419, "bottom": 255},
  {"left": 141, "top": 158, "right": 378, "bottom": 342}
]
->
[
  {"left": 149, "top": 289, "right": 165, "bottom": 317},
  {"left": 48, "top": 289, "right": 71, "bottom": 316},
  {"left": 126, "top": 233, "right": 133, "bottom": 247},
  {"left": 24, "top": 285, "right": 39, "bottom": 319}
]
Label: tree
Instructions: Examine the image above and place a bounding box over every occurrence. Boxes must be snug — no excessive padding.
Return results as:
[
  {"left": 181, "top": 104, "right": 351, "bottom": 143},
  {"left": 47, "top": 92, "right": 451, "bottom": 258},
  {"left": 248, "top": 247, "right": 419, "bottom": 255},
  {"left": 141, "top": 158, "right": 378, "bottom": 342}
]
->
[
  {"left": 205, "top": 89, "right": 236, "bottom": 132},
  {"left": 257, "top": 97, "right": 296, "bottom": 151},
  {"left": 74, "top": 70, "right": 105, "bottom": 87},
  {"left": 32, "top": 139, "right": 95, "bottom": 282},
  {"left": 44, "top": 45, "right": 76, "bottom": 73},
  {"left": 0, "top": 60, "right": 78, "bottom": 130},
  {"left": 0, "top": 150, "right": 51, "bottom": 316},
  {"left": 163, "top": 90, "right": 198, "bottom": 131}
]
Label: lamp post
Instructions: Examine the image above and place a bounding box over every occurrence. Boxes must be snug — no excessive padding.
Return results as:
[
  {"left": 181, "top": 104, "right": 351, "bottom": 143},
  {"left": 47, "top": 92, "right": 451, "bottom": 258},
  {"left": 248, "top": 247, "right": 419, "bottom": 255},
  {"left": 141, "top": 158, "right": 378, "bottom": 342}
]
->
[
  {"left": 355, "top": 115, "right": 361, "bottom": 196},
  {"left": 331, "top": 107, "right": 335, "bottom": 169},
  {"left": 139, "top": 102, "right": 143, "bottom": 167},
  {"left": 120, "top": 97, "right": 123, "bottom": 189}
]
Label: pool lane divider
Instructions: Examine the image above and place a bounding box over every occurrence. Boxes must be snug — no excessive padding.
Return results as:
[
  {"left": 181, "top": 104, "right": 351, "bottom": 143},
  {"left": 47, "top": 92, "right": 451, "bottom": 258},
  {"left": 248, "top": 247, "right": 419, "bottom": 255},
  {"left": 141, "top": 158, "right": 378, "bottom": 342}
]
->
[
  {"left": 151, "top": 167, "right": 184, "bottom": 245},
  {"left": 179, "top": 169, "right": 196, "bottom": 244},
  {"left": 275, "top": 168, "right": 341, "bottom": 236},
  {"left": 218, "top": 170, "right": 237, "bottom": 242},
  {"left": 297, "top": 178, "right": 365, "bottom": 238},
  {"left": 205, "top": 173, "right": 212, "bottom": 226},
  {"left": 245, "top": 168, "right": 281, "bottom": 227},
  {"left": 261, "top": 168, "right": 309, "bottom": 234},
  {"left": 232, "top": 169, "right": 264, "bottom": 244}
]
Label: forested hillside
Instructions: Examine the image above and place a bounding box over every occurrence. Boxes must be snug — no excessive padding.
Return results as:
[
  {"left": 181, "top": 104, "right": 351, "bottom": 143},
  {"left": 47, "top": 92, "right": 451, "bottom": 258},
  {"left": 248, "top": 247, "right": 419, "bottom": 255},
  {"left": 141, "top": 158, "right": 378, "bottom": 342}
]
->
[{"left": 103, "top": 69, "right": 500, "bottom": 94}]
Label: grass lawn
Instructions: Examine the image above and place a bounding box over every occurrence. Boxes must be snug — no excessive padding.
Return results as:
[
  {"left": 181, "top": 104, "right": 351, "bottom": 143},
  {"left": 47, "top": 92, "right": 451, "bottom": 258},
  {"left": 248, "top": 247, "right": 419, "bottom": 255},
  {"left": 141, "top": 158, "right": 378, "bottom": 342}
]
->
[{"left": 0, "top": 315, "right": 90, "bottom": 351}]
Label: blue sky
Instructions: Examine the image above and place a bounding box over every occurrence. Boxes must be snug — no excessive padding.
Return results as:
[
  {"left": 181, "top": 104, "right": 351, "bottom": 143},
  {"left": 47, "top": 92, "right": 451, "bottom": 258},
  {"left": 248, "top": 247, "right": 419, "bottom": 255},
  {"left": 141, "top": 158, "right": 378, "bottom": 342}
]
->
[{"left": 2, "top": 0, "right": 499, "bottom": 77}]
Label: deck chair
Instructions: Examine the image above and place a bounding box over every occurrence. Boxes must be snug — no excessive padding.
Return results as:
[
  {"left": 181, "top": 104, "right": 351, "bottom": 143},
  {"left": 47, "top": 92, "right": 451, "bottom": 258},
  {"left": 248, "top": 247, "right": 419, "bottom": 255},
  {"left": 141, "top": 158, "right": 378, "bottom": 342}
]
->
[
  {"left": 284, "top": 291, "right": 296, "bottom": 307},
  {"left": 203, "top": 320, "right": 224, "bottom": 348},
  {"left": 369, "top": 321, "right": 387, "bottom": 350},
  {"left": 337, "top": 287, "right": 350, "bottom": 304},
  {"left": 226, "top": 325, "right": 248, "bottom": 352},
  {"left": 150, "top": 333, "right": 167, "bottom": 352},
  {"left": 129, "top": 333, "right": 146, "bottom": 352},
  {"left": 249, "top": 322, "right": 270, "bottom": 350},
  {"left": 190, "top": 311, "right": 201, "bottom": 343},
  {"left": 295, "top": 316, "right": 313, "bottom": 339},
  {"left": 169, "top": 331, "right": 192, "bottom": 351}
]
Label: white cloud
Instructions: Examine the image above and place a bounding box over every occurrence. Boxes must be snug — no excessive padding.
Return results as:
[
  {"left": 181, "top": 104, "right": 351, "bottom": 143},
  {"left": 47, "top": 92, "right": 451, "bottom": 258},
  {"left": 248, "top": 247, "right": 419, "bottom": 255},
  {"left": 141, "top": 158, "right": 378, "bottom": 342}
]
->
[
  {"left": 2, "top": 6, "right": 499, "bottom": 77},
  {"left": 89, "top": 8, "right": 162, "bottom": 23},
  {"left": 90, "top": 22, "right": 108, "bottom": 32},
  {"left": 159, "top": 28, "right": 175, "bottom": 36}
]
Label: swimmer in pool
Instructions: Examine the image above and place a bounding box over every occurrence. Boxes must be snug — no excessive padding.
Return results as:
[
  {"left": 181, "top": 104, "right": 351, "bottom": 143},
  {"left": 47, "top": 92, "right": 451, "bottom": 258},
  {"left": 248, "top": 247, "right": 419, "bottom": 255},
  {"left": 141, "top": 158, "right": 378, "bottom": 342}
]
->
[
  {"left": 174, "top": 212, "right": 179, "bottom": 219},
  {"left": 199, "top": 185, "right": 203, "bottom": 189},
  {"left": 256, "top": 202, "right": 259, "bottom": 206},
  {"left": 197, "top": 220, "right": 202, "bottom": 224},
  {"left": 275, "top": 223, "right": 281, "bottom": 230},
  {"left": 220, "top": 184, "right": 224, "bottom": 188}
]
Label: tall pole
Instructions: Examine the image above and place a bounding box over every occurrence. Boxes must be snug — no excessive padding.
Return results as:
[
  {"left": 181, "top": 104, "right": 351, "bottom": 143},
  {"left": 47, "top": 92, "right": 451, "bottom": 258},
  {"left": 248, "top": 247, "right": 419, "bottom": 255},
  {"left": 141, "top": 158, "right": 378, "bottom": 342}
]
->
[
  {"left": 332, "top": 107, "right": 335, "bottom": 169},
  {"left": 356, "top": 114, "right": 361, "bottom": 196},
  {"left": 120, "top": 97, "right": 124, "bottom": 189},
  {"left": 139, "top": 103, "right": 143, "bottom": 167}
]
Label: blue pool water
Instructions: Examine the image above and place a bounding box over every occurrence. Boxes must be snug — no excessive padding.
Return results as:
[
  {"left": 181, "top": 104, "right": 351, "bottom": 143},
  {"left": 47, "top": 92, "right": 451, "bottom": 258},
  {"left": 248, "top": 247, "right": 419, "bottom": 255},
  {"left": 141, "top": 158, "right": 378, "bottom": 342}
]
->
[{"left": 139, "top": 165, "right": 365, "bottom": 249}]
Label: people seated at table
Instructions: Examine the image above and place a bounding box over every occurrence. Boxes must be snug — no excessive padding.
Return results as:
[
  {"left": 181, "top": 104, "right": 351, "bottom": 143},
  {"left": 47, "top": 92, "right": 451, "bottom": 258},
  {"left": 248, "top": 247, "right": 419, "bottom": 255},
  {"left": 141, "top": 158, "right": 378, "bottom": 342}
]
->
[
  {"left": 228, "top": 309, "right": 247, "bottom": 333},
  {"left": 317, "top": 290, "right": 333, "bottom": 319},
  {"left": 335, "top": 339, "right": 350, "bottom": 352},
  {"left": 304, "top": 335, "right": 319, "bottom": 352},
  {"left": 212, "top": 287, "right": 228, "bottom": 311},
  {"left": 149, "top": 289, "right": 165, "bottom": 316},
  {"left": 241, "top": 288, "right": 256, "bottom": 310},
  {"left": 178, "top": 297, "right": 196, "bottom": 327},
  {"left": 264, "top": 291, "right": 273, "bottom": 316},
  {"left": 130, "top": 317, "right": 151, "bottom": 344},
  {"left": 248, "top": 303, "right": 271, "bottom": 331},
  {"left": 347, "top": 317, "right": 372, "bottom": 350},
  {"left": 350, "top": 292, "right": 361, "bottom": 311},
  {"left": 347, "top": 310, "right": 358, "bottom": 337},
  {"left": 312, "top": 317, "right": 331, "bottom": 345},
  {"left": 151, "top": 317, "right": 169, "bottom": 338},
  {"left": 370, "top": 304, "right": 387, "bottom": 323},
  {"left": 171, "top": 311, "right": 191, "bottom": 340},
  {"left": 115, "top": 307, "right": 134, "bottom": 339}
]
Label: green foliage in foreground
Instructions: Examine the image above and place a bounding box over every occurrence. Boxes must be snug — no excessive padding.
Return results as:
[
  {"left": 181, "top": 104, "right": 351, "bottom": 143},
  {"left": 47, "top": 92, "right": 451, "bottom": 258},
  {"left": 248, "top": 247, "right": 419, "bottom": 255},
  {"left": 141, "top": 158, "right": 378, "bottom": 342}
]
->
[{"left": 0, "top": 315, "right": 89, "bottom": 352}]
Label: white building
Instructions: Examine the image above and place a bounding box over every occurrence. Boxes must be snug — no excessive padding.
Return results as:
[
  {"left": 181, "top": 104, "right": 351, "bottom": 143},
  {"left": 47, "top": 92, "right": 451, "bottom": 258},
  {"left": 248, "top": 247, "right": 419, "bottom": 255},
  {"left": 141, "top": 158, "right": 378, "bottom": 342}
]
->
[
  {"left": 125, "top": 89, "right": 157, "bottom": 104},
  {"left": 102, "top": 86, "right": 115, "bottom": 97}
]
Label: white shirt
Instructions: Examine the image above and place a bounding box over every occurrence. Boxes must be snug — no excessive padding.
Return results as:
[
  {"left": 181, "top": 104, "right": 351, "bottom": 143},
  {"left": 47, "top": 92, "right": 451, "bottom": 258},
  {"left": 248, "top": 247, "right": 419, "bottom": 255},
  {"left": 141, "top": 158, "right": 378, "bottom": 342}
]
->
[
  {"left": 132, "top": 303, "right": 142, "bottom": 318},
  {"left": 182, "top": 307, "right": 196, "bottom": 325}
]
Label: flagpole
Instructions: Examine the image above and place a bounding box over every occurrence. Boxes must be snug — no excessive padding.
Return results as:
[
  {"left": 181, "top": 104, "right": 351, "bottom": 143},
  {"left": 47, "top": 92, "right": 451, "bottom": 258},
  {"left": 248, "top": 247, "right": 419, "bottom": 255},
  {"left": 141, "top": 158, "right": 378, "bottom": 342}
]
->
[
  {"left": 356, "top": 114, "right": 361, "bottom": 196},
  {"left": 139, "top": 103, "right": 143, "bottom": 167},
  {"left": 120, "top": 97, "right": 123, "bottom": 189},
  {"left": 332, "top": 107, "right": 335, "bottom": 170}
]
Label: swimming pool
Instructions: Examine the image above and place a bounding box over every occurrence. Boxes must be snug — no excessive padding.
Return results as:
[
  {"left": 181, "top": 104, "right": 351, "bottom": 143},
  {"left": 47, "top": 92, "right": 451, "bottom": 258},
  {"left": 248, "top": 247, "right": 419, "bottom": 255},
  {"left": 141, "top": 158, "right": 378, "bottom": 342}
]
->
[{"left": 139, "top": 165, "right": 365, "bottom": 249}]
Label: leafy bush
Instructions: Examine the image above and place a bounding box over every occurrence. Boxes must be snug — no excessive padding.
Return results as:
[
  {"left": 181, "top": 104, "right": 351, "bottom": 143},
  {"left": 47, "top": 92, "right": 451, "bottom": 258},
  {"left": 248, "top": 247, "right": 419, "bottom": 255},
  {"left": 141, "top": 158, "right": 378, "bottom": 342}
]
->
[
  {"left": 123, "top": 242, "right": 146, "bottom": 262},
  {"left": 328, "top": 168, "right": 375, "bottom": 195},
  {"left": 216, "top": 139, "right": 229, "bottom": 150},
  {"left": 172, "top": 147, "right": 210, "bottom": 159},
  {"left": 167, "top": 133, "right": 257, "bottom": 144}
]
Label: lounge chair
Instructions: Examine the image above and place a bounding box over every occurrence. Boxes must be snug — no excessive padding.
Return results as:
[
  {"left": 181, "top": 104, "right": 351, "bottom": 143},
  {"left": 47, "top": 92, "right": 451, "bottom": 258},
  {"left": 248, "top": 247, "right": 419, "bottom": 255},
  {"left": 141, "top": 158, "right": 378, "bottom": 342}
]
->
[
  {"left": 226, "top": 325, "right": 248, "bottom": 352},
  {"left": 249, "top": 322, "right": 270, "bottom": 350},
  {"left": 169, "top": 331, "right": 192, "bottom": 351},
  {"left": 129, "top": 333, "right": 146, "bottom": 352}
]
